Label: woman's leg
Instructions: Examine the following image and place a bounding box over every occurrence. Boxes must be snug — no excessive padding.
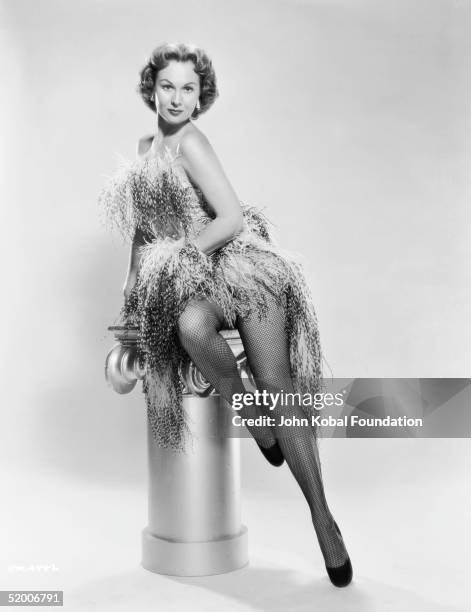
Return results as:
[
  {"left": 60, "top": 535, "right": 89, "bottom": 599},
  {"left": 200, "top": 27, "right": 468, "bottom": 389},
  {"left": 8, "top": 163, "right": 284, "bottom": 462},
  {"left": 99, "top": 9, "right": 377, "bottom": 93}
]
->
[
  {"left": 176, "top": 297, "right": 276, "bottom": 448},
  {"left": 236, "top": 291, "right": 349, "bottom": 568}
]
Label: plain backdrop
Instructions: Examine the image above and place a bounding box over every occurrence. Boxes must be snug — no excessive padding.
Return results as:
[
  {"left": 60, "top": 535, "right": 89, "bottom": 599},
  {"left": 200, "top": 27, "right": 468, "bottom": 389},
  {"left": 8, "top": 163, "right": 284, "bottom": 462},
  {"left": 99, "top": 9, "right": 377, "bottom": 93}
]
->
[{"left": 0, "top": 1, "right": 470, "bottom": 610}]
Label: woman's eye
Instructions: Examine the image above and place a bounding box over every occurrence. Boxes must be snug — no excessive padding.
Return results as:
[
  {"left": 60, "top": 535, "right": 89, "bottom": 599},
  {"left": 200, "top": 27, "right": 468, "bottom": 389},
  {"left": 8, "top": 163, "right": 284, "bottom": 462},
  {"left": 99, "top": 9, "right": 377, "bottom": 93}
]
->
[{"left": 184, "top": 87, "right": 193, "bottom": 92}]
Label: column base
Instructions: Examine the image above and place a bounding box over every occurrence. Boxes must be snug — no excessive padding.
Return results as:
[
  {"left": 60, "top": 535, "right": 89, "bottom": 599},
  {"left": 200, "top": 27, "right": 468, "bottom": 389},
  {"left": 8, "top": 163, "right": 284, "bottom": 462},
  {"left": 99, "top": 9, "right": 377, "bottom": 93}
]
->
[{"left": 141, "top": 525, "right": 249, "bottom": 577}]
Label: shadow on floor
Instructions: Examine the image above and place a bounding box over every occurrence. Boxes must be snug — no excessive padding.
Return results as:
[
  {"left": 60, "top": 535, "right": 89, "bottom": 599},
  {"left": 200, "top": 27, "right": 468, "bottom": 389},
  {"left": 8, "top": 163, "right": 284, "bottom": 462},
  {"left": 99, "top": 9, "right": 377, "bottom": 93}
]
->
[{"left": 67, "top": 562, "right": 464, "bottom": 612}]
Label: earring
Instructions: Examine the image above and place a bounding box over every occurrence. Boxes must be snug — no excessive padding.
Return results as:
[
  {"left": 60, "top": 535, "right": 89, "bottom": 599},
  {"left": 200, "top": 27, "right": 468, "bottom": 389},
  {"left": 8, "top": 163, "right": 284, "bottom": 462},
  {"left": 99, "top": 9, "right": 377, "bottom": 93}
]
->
[{"left": 195, "top": 99, "right": 201, "bottom": 111}]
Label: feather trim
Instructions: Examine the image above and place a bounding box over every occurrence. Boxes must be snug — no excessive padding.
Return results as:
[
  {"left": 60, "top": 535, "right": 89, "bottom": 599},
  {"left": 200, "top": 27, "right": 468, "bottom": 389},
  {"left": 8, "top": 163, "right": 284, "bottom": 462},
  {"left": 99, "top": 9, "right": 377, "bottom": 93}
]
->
[
  {"left": 123, "top": 237, "right": 239, "bottom": 450},
  {"left": 98, "top": 155, "right": 195, "bottom": 242},
  {"left": 100, "top": 154, "right": 324, "bottom": 448}
]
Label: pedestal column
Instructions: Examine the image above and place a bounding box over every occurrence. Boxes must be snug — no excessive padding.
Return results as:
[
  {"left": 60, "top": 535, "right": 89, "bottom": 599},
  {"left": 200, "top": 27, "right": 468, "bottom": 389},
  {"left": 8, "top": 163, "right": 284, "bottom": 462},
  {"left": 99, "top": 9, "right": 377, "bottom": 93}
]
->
[{"left": 105, "top": 327, "right": 250, "bottom": 576}]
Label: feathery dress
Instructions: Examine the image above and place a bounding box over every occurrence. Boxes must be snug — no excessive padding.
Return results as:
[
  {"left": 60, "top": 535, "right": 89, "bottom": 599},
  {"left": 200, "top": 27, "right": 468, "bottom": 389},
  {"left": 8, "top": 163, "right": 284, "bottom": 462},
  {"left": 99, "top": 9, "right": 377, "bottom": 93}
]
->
[{"left": 99, "top": 142, "right": 324, "bottom": 450}]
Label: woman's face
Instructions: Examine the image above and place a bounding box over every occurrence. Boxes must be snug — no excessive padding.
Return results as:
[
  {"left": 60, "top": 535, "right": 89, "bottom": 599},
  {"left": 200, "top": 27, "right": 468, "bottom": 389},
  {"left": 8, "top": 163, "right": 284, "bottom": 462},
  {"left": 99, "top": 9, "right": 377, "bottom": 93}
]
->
[{"left": 154, "top": 60, "right": 201, "bottom": 124}]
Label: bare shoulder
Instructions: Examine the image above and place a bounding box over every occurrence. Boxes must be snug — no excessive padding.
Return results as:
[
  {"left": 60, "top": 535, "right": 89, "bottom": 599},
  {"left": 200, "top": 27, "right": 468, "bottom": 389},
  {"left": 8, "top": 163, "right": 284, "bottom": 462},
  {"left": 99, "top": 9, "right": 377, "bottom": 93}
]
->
[
  {"left": 179, "top": 125, "right": 213, "bottom": 158},
  {"left": 179, "top": 125, "right": 219, "bottom": 173},
  {"left": 136, "top": 133, "right": 154, "bottom": 158}
]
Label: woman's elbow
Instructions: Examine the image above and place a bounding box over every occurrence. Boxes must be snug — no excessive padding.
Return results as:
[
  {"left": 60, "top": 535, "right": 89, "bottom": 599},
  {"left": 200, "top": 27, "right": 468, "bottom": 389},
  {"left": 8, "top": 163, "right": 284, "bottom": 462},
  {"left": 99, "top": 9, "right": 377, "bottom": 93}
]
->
[
  {"left": 231, "top": 211, "right": 244, "bottom": 236},
  {"left": 215, "top": 211, "right": 244, "bottom": 242}
]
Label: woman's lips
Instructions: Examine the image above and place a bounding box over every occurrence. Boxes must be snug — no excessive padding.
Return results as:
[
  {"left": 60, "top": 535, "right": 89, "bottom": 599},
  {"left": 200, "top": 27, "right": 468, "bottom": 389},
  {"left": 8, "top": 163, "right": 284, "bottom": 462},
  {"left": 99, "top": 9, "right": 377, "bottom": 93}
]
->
[{"left": 168, "top": 109, "right": 183, "bottom": 115}]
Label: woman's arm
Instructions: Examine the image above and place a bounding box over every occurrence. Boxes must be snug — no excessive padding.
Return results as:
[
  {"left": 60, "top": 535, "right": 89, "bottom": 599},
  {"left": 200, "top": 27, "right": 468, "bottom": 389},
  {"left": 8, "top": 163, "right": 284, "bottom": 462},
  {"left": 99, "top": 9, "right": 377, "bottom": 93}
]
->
[
  {"left": 123, "top": 227, "right": 146, "bottom": 300},
  {"left": 179, "top": 132, "right": 244, "bottom": 256},
  {"left": 122, "top": 136, "right": 154, "bottom": 300}
]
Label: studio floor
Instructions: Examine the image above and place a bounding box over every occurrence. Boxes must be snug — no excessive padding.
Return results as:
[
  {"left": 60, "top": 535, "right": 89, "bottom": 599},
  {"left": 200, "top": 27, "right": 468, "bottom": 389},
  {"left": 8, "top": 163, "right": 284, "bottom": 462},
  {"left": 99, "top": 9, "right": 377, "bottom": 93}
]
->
[{"left": 1, "top": 438, "right": 469, "bottom": 612}]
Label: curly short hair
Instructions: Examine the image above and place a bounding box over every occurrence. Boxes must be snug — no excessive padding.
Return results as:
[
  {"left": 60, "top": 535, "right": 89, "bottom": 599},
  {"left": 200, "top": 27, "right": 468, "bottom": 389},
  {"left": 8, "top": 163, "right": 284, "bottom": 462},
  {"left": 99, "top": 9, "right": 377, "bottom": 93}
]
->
[{"left": 137, "top": 42, "right": 219, "bottom": 119}]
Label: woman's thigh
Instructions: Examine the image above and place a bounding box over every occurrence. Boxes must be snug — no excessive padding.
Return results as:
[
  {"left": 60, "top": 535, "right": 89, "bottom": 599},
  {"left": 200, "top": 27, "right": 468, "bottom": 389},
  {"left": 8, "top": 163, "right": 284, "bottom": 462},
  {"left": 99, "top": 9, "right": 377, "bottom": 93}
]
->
[
  {"left": 177, "top": 297, "right": 227, "bottom": 338},
  {"left": 235, "top": 292, "right": 292, "bottom": 385}
]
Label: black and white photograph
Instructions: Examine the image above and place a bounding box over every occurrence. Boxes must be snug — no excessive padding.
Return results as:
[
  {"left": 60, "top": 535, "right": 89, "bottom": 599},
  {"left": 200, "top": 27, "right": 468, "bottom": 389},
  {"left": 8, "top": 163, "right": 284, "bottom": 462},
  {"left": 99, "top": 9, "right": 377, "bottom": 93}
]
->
[{"left": 1, "top": 0, "right": 470, "bottom": 610}]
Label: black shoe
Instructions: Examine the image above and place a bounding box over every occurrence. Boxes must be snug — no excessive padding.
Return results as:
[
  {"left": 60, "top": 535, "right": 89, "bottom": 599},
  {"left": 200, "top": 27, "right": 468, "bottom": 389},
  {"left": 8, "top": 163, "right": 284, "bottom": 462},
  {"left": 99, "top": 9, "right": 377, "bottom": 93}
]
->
[
  {"left": 325, "top": 521, "right": 353, "bottom": 587},
  {"left": 256, "top": 440, "right": 284, "bottom": 467}
]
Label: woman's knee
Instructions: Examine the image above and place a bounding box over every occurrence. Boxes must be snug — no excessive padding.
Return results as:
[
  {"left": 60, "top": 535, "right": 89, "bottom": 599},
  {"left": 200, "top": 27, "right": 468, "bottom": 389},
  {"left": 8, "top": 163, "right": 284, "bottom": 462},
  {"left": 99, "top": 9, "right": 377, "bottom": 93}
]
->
[{"left": 176, "top": 300, "right": 220, "bottom": 344}]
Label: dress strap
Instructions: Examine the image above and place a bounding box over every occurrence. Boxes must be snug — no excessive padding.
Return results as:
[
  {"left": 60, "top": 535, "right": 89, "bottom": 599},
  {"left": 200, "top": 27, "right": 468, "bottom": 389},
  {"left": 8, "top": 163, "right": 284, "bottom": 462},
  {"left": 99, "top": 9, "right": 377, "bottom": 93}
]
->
[{"left": 149, "top": 134, "right": 182, "bottom": 161}]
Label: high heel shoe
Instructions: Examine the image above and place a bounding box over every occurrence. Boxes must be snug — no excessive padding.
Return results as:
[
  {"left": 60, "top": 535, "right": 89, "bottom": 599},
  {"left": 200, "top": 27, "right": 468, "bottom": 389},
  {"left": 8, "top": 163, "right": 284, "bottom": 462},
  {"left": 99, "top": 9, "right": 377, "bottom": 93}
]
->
[
  {"left": 256, "top": 440, "right": 284, "bottom": 467},
  {"left": 325, "top": 520, "right": 353, "bottom": 587}
]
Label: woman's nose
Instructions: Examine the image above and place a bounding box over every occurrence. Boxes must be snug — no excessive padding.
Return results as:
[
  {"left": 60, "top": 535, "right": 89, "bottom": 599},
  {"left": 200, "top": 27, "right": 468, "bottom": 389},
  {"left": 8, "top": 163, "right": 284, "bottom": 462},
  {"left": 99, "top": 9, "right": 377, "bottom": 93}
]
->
[{"left": 171, "top": 90, "right": 182, "bottom": 106}]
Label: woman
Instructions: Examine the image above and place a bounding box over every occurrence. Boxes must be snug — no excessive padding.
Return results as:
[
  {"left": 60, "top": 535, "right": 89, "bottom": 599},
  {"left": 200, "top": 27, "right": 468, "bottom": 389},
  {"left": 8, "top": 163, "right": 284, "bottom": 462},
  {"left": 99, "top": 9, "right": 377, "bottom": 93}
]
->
[{"left": 99, "top": 42, "right": 352, "bottom": 587}]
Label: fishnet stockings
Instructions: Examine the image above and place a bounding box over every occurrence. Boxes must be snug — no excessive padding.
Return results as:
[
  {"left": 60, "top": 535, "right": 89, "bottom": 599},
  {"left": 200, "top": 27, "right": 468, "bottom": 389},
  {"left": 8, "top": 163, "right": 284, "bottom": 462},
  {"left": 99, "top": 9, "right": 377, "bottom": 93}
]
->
[
  {"left": 177, "top": 294, "right": 349, "bottom": 568},
  {"left": 177, "top": 298, "right": 276, "bottom": 448}
]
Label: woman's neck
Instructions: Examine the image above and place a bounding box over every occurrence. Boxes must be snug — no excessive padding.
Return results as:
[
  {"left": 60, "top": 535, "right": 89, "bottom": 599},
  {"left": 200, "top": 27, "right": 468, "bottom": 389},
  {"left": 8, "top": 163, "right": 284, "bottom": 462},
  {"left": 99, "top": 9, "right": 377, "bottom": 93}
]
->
[{"left": 157, "top": 114, "right": 191, "bottom": 138}]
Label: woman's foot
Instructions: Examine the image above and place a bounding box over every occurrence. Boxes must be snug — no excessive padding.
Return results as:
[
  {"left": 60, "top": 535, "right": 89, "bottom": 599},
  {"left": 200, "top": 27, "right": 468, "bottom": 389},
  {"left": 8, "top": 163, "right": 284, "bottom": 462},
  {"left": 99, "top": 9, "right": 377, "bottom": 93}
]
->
[
  {"left": 326, "top": 556, "right": 353, "bottom": 588},
  {"left": 241, "top": 392, "right": 284, "bottom": 466},
  {"left": 256, "top": 439, "right": 284, "bottom": 467},
  {"left": 323, "top": 519, "right": 353, "bottom": 587}
]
